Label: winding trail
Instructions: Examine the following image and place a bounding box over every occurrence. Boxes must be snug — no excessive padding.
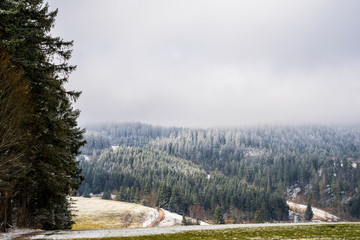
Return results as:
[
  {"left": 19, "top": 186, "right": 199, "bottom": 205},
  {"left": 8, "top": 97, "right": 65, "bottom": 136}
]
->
[{"left": 146, "top": 207, "right": 165, "bottom": 227}]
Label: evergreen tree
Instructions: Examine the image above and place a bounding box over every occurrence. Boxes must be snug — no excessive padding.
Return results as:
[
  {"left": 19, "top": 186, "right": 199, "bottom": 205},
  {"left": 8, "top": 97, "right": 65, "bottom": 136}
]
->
[
  {"left": 82, "top": 184, "right": 91, "bottom": 198},
  {"left": 157, "top": 183, "right": 171, "bottom": 208},
  {"left": 213, "top": 206, "right": 225, "bottom": 224},
  {"left": 0, "top": 0, "right": 85, "bottom": 230},
  {"left": 169, "top": 186, "right": 184, "bottom": 214},
  {"left": 254, "top": 210, "right": 265, "bottom": 223},
  {"left": 349, "top": 197, "right": 360, "bottom": 218},
  {"left": 182, "top": 214, "right": 187, "bottom": 226},
  {"left": 116, "top": 186, "right": 124, "bottom": 201},
  {"left": 102, "top": 190, "right": 111, "bottom": 200},
  {"left": 304, "top": 197, "right": 314, "bottom": 221}
]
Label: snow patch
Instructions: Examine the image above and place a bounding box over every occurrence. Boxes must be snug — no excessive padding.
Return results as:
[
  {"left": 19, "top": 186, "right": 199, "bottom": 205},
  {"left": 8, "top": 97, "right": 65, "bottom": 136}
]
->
[
  {"left": 142, "top": 210, "right": 159, "bottom": 227},
  {"left": 158, "top": 209, "right": 209, "bottom": 227},
  {"left": 288, "top": 210, "right": 304, "bottom": 223},
  {"left": 0, "top": 228, "right": 40, "bottom": 240},
  {"left": 287, "top": 201, "right": 340, "bottom": 221},
  {"left": 112, "top": 146, "right": 120, "bottom": 151},
  {"left": 287, "top": 186, "right": 301, "bottom": 200}
]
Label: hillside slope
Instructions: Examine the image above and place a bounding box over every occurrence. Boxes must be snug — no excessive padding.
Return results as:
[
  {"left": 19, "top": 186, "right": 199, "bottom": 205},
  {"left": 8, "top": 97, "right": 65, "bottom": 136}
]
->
[
  {"left": 72, "top": 197, "right": 158, "bottom": 229},
  {"left": 78, "top": 123, "right": 360, "bottom": 222},
  {"left": 287, "top": 201, "right": 340, "bottom": 222}
]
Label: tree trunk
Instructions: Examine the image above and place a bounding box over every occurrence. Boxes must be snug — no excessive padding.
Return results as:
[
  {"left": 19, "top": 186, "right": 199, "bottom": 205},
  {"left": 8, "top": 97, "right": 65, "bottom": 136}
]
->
[
  {"left": 16, "top": 192, "right": 28, "bottom": 228},
  {"left": 0, "top": 191, "right": 9, "bottom": 232}
]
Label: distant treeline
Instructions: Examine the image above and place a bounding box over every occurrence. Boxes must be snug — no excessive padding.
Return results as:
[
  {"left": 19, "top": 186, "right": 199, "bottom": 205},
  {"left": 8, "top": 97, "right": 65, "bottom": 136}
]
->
[{"left": 79, "top": 123, "right": 360, "bottom": 222}]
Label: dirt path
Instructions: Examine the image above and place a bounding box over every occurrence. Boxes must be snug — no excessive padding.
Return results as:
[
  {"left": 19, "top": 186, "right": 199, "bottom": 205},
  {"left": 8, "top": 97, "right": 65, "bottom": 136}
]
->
[{"left": 146, "top": 207, "right": 165, "bottom": 227}]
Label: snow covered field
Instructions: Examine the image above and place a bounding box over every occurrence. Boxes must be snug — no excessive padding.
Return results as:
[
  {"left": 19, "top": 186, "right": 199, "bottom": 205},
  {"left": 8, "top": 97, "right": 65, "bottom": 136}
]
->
[
  {"left": 71, "top": 197, "right": 207, "bottom": 230},
  {"left": 71, "top": 197, "right": 158, "bottom": 229},
  {"left": 287, "top": 201, "right": 340, "bottom": 221}
]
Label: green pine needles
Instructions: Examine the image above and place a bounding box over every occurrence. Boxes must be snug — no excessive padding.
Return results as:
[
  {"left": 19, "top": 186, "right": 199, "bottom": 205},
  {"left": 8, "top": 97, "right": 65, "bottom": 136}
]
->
[
  {"left": 305, "top": 198, "right": 314, "bottom": 221},
  {"left": 0, "top": 0, "right": 85, "bottom": 232}
]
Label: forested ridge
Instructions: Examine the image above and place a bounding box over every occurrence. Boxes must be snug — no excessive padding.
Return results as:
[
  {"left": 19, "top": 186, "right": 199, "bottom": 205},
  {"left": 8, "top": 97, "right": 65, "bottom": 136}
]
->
[
  {"left": 79, "top": 123, "right": 360, "bottom": 222},
  {"left": 0, "top": 0, "right": 84, "bottom": 232}
]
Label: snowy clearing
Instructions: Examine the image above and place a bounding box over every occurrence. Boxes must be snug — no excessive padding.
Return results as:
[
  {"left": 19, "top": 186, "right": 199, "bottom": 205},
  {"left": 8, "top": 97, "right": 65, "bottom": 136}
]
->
[
  {"left": 158, "top": 209, "right": 209, "bottom": 227},
  {"left": 286, "top": 201, "right": 340, "bottom": 221},
  {"left": 71, "top": 197, "right": 158, "bottom": 229}
]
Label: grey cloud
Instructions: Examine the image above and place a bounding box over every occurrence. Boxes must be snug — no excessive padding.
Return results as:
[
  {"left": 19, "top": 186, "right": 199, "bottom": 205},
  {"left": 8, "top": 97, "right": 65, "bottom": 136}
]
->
[{"left": 48, "top": 0, "right": 360, "bottom": 127}]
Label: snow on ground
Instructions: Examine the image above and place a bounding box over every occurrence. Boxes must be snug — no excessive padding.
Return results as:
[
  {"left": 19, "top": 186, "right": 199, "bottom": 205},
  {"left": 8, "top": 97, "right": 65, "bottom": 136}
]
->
[
  {"left": 158, "top": 209, "right": 209, "bottom": 227},
  {"left": 31, "top": 222, "right": 357, "bottom": 239},
  {"left": 287, "top": 186, "right": 301, "bottom": 200},
  {"left": 0, "top": 228, "right": 40, "bottom": 240},
  {"left": 286, "top": 201, "right": 340, "bottom": 221},
  {"left": 111, "top": 146, "right": 119, "bottom": 151},
  {"left": 71, "top": 197, "right": 158, "bottom": 229}
]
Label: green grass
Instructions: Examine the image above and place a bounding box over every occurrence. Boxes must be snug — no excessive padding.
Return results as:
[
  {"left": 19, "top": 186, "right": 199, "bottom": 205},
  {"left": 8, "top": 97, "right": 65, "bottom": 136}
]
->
[{"left": 67, "top": 223, "right": 360, "bottom": 240}]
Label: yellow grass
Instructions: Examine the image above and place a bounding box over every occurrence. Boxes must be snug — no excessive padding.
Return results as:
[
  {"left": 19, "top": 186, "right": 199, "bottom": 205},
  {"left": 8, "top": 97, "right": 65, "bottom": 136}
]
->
[{"left": 71, "top": 197, "right": 157, "bottom": 230}]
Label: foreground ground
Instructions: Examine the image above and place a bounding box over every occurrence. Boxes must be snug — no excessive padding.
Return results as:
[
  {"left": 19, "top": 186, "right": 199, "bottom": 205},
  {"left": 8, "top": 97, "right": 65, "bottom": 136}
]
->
[
  {"left": 29, "top": 222, "right": 360, "bottom": 239},
  {"left": 1, "top": 199, "right": 355, "bottom": 239}
]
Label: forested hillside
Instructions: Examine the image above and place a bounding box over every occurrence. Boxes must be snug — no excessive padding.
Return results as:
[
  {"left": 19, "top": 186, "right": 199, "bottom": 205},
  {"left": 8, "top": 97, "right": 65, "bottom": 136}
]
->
[{"left": 79, "top": 123, "right": 360, "bottom": 222}]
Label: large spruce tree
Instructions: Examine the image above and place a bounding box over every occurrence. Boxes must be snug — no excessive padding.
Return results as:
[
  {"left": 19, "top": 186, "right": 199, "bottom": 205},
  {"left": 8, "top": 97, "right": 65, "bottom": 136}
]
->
[{"left": 0, "top": 0, "right": 85, "bottom": 231}]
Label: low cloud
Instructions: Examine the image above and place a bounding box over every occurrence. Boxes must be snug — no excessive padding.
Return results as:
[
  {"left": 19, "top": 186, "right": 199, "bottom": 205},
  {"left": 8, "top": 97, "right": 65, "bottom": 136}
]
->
[{"left": 49, "top": 0, "right": 360, "bottom": 127}]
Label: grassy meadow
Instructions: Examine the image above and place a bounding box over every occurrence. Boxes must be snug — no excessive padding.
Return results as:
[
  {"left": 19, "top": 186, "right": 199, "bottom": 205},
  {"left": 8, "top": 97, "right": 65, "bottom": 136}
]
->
[
  {"left": 71, "top": 197, "right": 157, "bottom": 229},
  {"left": 67, "top": 223, "right": 360, "bottom": 240}
]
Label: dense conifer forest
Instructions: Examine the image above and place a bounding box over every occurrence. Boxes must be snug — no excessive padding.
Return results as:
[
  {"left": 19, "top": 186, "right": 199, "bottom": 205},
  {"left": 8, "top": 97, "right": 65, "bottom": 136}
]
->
[
  {"left": 79, "top": 123, "right": 360, "bottom": 222},
  {"left": 0, "top": 0, "right": 84, "bottom": 232}
]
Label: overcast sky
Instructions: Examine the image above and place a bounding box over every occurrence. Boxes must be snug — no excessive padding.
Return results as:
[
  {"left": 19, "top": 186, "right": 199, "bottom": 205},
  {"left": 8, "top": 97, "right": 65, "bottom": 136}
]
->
[{"left": 48, "top": 0, "right": 360, "bottom": 128}]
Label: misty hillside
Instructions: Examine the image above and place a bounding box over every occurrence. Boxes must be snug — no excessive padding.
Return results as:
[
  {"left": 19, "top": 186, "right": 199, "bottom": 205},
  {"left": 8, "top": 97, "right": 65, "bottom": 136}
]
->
[{"left": 78, "top": 123, "right": 360, "bottom": 222}]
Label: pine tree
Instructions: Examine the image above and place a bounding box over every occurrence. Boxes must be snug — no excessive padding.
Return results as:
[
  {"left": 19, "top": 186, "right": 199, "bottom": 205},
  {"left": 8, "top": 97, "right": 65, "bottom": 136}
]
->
[
  {"left": 156, "top": 183, "right": 171, "bottom": 208},
  {"left": 102, "top": 190, "right": 111, "bottom": 200},
  {"left": 116, "top": 186, "right": 124, "bottom": 201},
  {"left": 0, "top": 0, "right": 85, "bottom": 230},
  {"left": 82, "top": 184, "right": 91, "bottom": 198},
  {"left": 213, "top": 206, "right": 225, "bottom": 224},
  {"left": 304, "top": 197, "right": 314, "bottom": 221},
  {"left": 182, "top": 214, "right": 187, "bottom": 226}
]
